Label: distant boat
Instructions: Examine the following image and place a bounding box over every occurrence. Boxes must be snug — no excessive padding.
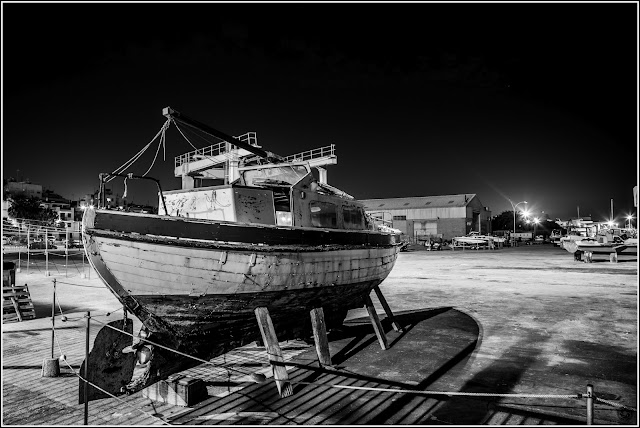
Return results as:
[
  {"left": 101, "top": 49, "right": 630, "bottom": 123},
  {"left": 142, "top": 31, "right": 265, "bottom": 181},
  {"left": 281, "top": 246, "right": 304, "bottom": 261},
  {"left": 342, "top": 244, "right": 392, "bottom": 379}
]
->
[
  {"left": 452, "top": 231, "right": 497, "bottom": 245},
  {"left": 575, "top": 236, "right": 638, "bottom": 261}
]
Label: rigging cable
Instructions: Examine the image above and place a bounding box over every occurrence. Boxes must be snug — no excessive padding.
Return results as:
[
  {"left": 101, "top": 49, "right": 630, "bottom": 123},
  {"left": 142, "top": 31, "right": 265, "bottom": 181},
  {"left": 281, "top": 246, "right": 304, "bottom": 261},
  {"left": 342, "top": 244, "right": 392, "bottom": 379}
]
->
[{"left": 106, "top": 119, "right": 171, "bottom": 183}]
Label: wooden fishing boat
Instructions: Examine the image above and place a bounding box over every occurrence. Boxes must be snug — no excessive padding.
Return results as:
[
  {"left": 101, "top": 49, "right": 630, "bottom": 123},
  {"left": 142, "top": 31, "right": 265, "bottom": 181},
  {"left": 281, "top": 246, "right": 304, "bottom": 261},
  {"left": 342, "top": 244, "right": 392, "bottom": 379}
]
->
[{"left": 81, "top": 107, "right": 400, "bottom": 395}]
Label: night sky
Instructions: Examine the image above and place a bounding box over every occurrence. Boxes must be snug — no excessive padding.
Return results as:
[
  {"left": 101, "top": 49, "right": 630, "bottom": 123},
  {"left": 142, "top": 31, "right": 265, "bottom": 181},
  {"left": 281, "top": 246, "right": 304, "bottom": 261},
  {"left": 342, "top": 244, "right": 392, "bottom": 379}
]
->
[{"left": 2, "top": 2, "right": 638, "bottom": 222}]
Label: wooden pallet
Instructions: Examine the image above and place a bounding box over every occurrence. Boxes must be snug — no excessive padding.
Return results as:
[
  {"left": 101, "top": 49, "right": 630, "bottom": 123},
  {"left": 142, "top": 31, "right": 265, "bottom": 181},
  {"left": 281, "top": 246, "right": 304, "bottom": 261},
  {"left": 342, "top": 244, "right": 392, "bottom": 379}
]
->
[{"left": 3, "top": 285, "right": 36, "bottom": 323}]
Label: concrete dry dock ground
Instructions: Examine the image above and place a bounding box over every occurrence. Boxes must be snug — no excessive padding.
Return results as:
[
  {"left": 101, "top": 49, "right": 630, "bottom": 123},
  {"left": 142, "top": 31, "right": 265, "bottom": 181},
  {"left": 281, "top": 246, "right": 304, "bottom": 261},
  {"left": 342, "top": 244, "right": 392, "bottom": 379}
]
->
[{"left": 1, "top": 244, "right": 637, "bottom": 425}]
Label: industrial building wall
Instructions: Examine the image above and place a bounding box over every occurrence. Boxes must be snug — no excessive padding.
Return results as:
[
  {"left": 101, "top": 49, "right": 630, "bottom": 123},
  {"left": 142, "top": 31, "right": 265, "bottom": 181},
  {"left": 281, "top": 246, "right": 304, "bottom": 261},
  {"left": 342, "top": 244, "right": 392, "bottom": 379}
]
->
[
  {"left": 436, "top": 218, "right": 468, "bottom": 241},
  {"left": 392, "top": 217, "right": 467, "bottom": 241},
  {"left": 465, "top": 197, "right": 492, "bottom": 235}
]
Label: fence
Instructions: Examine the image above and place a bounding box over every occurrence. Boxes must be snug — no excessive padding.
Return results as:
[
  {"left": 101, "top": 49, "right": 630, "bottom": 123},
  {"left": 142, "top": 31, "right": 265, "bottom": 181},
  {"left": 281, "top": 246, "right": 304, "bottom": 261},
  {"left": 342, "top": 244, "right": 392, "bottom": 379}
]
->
[
  {"left": 39, "top": 278, "right": 637, "bottom": 425},
  {"left": 2, "top": 218, "right": 90, "bottom": 279}
]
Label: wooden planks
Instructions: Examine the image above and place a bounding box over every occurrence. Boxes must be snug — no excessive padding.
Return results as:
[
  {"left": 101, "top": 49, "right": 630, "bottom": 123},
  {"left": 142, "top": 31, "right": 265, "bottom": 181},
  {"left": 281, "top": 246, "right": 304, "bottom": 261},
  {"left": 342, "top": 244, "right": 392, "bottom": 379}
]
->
[
  {"left": 94, "top": 235, "right": 397, "bottom": 295},
  {"left": 3, "top": 284, "right": 36, "bottom": 323}
]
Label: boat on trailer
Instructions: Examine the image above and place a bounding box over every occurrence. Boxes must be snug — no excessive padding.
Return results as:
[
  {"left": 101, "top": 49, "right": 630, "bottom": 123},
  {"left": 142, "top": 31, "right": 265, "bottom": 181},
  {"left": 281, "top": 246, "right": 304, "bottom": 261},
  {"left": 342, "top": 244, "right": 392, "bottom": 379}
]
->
[
  {"left": 452, "top": 231, "right": 498, "bottom": 247},
  {"left": 82, "top": 107, "right": 400, "bottom": 395}
]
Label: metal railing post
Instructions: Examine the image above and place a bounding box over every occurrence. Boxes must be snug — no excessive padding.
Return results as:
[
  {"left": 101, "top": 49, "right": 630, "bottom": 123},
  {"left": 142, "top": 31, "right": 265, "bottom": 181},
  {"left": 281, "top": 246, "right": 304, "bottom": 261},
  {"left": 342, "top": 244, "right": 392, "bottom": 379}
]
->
[
  {"left": 27, "top": 227, "right": 30, "bottom": 276},
  {"left": 586, "top": 384, "right": 594, "bottom": 424},
  {"left": 51, "top": 279, "right": 56, "bottom": 359},
  {"left": 45, "top": 229, "right": 49, "bottom": 276},
  {"left": 65, "top": 226, "right": 69, "bottom": 277},
  {"left": 17, "top": 225, "right": 22, "bottom": 272},
  {"left": 84, "top": 311, "right": 90, "bottom": 425}
]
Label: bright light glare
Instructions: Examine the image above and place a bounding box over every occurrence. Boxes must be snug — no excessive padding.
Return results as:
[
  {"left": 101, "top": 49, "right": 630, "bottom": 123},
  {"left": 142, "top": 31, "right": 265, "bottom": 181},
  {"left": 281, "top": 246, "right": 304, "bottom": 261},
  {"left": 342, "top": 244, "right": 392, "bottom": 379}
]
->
[
  {"left": 533, "top": 218, "right": 540, "bottom": 224},
  {"left": 627, "top": 215, "right": 634, "bottom": 220},
  {"left": 521, "top": 210, "right": 530, "bottom": 217}
]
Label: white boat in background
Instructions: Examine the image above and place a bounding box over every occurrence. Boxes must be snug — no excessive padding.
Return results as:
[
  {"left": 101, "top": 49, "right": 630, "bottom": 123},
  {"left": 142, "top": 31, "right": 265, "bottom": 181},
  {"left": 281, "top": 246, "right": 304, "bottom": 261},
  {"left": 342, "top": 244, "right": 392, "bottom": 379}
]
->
[
  {"left": 452, "top": 231, "right": 498, "bottom": 246},
  {"left": 559, "top": 219, "right": 598, "bottom": 250}
]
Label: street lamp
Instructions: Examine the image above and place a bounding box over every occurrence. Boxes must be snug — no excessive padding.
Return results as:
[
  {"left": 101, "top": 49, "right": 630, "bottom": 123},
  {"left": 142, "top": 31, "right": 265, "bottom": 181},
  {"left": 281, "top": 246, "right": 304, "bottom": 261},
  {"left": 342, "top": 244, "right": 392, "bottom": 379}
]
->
[
  {"left": 509, "top": 200, "right": 527, "bottom": 245},
  {"left": 626, "top": 215, "right": 634, "bottom": 229}
]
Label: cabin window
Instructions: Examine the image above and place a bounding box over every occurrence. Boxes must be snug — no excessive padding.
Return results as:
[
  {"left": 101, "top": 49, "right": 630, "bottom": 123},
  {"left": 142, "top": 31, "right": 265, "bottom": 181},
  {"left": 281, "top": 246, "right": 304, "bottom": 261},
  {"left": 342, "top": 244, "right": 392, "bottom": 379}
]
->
[
  {"left": 242, "top": 165, "right": 309, "bottom": 187},
  {"left": 276, "top": 211, "right": 292, "bottom": 226},
  {"left": 393, "top": 215, "right": 406, "bottom": 220},
  {"left": 310, "top": 201, "right": 337, "bottom": 228},
  {"left": 343, "top": 206, "right": 364, "bottom": 229}
]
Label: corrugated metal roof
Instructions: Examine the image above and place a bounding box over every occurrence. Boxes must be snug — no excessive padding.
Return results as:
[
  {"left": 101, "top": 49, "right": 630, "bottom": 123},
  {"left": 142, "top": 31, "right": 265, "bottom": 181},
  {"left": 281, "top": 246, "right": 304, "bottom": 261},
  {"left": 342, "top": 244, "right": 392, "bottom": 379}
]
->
[{"left": 359, "top": 194, "right": 476, "bottom": 210}]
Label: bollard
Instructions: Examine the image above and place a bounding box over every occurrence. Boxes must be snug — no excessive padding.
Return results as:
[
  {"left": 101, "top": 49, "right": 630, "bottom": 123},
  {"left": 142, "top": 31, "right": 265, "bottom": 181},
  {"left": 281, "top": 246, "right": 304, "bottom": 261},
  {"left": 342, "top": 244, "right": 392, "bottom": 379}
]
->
[
  {"left": 586, "top": 384, "right": 594, "bottom": 425},
  {"left": 84, "top": 311, "right": 90, "bottom": 425},
  {"left": 41, "top": 357, "right": 60, "bottom": 377}
]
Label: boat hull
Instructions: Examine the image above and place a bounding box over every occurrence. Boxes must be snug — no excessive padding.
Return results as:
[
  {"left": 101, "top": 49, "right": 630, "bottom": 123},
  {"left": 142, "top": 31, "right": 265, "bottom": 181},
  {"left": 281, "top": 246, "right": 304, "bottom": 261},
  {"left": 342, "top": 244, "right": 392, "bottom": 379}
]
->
[{"left": 82, "top": 209, "right": 399, "bottom": 353}]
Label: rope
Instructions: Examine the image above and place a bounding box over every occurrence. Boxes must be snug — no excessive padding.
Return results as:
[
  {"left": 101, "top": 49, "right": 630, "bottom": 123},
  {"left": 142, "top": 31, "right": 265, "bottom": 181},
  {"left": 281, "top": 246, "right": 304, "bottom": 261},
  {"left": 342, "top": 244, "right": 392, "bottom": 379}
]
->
[
  {"left": 106, "top": 119, "right": 171, "bottom": 183},
  {"left": 141, "top": 122, "right": 167, "bottom": 177},
  {"left": 595, "top": 397, "right": 637, "bottom": 412},
  {"left": 172, "top": 120, "right": 239, "bottom": 167},
  {"left": 176, "top": 122, "right": 239, "bottom": 164},
  {"left": 89, "top": 318, "right": 249, "bottom": 378},
  {"left": 49, "top": 301, "right": 170, "bottom": 424},
  {"left": 53, "top": 337, "right": 171, "bottom": 424},
  {"left": 52, "top": 280, "right": 103, "bottom": 289},
  {"left": 288, "top": 381, "right": 580, "bottom": 399}
]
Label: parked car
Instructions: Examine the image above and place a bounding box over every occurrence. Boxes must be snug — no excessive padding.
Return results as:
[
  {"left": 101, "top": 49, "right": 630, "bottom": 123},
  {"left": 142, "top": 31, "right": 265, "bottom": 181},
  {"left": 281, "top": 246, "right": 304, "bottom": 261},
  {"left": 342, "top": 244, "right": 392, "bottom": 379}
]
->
[
  {"left": 28, "top": 241, "right": 57, "bottom": 250},
  {"left": 62, "top": 239, "right": 82, "bottom": 249}
]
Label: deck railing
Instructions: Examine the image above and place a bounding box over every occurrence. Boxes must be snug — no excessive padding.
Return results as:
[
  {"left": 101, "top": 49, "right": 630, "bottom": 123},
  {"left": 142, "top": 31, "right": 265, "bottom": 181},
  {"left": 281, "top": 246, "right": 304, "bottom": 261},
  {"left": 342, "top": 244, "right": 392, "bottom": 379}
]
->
[
  {"left": 283, "top": 144, "right": 335, "bottom": 163},
  {"left": 174, "top": 132, "right": 258, "bottom": 168}
]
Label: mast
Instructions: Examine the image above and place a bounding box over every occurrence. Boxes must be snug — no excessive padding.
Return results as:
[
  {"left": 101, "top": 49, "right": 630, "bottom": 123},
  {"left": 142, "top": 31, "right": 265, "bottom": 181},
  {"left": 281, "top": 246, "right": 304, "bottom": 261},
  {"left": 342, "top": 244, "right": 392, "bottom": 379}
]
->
[
  {"left": 163, "top": 107, "right": 284, "bottom": 164},
  {"left": 611, "top": 198, "right": 614, "bottom": 223}
]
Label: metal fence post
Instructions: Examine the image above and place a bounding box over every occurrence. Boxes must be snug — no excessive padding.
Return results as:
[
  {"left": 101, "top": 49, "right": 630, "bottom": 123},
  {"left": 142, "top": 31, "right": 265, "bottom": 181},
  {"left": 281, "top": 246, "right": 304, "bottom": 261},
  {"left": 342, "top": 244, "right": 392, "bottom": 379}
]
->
[
  {"left": 81, "top": 251, "right": 86, "bottom": 279},
  {"left": 51, "top": 279, "right": 56, "bottom": 359},
  {"left": 17, "top": 226, "right": 22, "bottom": 272},
  {"left": 27, "top": 227, "right": 30, "bottom": 276},
  {"left": 586, "top": 384, "right": 594, "bottom": 424},
  {"left": 84, "top": 311, "right": 90, "bottom": 425},
  {"left": 65, "top": 226, "right": 69, "bottom": 277},
  {"left": 45, "top": 229, "right": 49, "bottom": 276}
]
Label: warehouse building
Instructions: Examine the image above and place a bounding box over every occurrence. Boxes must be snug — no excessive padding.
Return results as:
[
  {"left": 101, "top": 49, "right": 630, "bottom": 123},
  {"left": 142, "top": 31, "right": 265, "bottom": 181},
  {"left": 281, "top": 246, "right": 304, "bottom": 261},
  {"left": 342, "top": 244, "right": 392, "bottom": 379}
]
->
[{"left": 360, "top": 194, "right": 492, "bottom": 242}]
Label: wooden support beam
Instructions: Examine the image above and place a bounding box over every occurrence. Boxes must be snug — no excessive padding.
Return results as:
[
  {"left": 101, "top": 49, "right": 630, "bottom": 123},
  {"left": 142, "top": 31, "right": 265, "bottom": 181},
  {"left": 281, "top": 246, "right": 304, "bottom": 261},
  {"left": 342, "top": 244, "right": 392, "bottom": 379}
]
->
[
  {"left": 310, "top": 307, "right": 331, "bottom": 366},
  {"left": 254, "top": 307, "right": 293, "bottom": 398},
  {"left": 373, "top": 285, "right": 402, "bottom": 332},
  {"left": 10, "top": 297, "right": 22, "bottom": 322},
  {"left": 364, "top": 295, "right": 388, "bottom": 350}
]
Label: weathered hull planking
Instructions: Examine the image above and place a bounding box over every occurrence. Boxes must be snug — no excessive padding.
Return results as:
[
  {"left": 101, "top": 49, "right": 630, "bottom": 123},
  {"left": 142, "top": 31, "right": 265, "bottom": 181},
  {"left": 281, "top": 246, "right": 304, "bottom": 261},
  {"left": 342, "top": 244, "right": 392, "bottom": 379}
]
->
[{"left": 83, "top": 209, "right": 399, "bottom": 352}]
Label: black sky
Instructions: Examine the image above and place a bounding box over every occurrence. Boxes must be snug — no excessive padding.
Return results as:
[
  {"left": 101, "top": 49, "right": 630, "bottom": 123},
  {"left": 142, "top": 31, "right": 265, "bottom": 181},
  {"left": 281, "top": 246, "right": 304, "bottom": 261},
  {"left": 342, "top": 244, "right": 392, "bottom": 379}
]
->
[{"left": 2, "top": 1, "right": 638, "bottom": 222}]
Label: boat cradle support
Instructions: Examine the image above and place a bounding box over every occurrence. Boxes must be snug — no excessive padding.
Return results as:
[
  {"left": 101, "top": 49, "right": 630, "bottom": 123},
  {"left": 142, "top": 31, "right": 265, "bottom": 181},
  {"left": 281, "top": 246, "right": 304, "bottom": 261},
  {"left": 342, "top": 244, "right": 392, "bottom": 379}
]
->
[{"left": 254, "top": 284, "right": 402, "bottom": 398}]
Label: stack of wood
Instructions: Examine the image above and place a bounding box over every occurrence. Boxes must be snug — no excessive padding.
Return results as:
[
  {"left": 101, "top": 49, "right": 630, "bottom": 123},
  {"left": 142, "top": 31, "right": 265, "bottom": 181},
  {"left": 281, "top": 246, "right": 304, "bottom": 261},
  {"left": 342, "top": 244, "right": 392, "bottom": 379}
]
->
[{"left": 3, "top": 262, "right": 36, "bottom": 323}]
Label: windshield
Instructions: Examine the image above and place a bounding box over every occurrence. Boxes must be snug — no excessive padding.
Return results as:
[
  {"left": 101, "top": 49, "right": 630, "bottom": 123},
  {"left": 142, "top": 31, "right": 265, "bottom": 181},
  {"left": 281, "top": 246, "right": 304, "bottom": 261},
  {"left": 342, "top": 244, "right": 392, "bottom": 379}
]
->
[{"left": 242, "top": 165, "right": 309, "bottom": 187}]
